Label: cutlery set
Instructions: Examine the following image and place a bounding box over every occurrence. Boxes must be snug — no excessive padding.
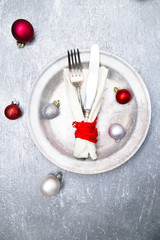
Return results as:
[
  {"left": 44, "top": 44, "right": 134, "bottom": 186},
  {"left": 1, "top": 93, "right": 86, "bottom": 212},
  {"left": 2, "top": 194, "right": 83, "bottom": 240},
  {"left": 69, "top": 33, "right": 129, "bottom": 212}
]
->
[{"left": 68, "top": 44, "right": 100, "bottom": 121}]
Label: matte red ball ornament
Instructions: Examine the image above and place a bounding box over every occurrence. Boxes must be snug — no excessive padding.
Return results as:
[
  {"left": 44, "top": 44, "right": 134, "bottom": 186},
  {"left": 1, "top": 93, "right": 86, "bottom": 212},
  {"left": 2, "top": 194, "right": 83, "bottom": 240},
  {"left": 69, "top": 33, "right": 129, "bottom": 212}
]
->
[
  {"left": 4, "top": 102, "right": 21, "bottom": 120},
  {"left": 115, "top": 88, "right": 132, "bottom": 104},
  {"left": 11, "top": 19, "right": 34, "bottom": 47}
]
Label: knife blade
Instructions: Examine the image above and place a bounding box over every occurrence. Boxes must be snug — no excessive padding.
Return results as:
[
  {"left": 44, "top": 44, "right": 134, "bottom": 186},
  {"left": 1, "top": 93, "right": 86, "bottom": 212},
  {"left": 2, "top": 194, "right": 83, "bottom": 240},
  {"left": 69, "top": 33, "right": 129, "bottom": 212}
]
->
[{"left": 84, "top": 44, "right": 99, "bottom": 121}]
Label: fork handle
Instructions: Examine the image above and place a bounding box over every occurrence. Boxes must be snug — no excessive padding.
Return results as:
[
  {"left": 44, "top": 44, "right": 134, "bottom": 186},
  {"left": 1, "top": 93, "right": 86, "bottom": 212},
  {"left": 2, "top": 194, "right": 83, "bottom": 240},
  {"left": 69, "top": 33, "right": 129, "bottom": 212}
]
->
[{"left": 76, "top": 86, "right": 83, "bottom": 111}]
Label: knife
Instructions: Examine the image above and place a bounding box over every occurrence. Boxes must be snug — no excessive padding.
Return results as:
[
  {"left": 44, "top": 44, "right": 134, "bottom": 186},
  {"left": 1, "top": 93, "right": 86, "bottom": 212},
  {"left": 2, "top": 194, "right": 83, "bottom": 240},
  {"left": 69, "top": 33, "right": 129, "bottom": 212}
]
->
[{"left": 84, "top": 44, "right": 99, "bottom": 121}]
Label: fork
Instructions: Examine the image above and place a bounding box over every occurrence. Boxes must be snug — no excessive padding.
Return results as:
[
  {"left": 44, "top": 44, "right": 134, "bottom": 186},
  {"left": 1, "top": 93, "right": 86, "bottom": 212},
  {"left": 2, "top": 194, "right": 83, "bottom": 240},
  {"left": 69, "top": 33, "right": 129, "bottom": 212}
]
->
[{"left": 67, "top": 49, "right": 84, "bottom": 110}]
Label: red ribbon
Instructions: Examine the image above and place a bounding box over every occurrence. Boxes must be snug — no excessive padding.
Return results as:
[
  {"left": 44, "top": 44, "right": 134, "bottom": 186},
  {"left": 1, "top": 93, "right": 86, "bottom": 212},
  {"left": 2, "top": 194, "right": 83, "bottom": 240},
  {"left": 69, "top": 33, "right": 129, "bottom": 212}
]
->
[{"left": 72, "top": 117, "right": 98, "bottom": 143}]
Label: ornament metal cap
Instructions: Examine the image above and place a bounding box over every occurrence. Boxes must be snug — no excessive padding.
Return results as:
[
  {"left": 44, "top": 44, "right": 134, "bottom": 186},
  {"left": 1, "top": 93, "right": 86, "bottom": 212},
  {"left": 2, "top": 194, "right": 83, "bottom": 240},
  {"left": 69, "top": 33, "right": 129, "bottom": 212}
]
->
[
  {"left": 11, "top": 99, "right": 19, "bottom": 105},
  {"left": 53, "top": 100, "right": 60, "bottom": 107},
  {"left": 55, "top": 172, "right": 62, "bottom": 180},
  {"left": 17, "top": 41, "right": 25, "bottom": 48},
  {"left": 114, "top": 87, "right": 120, "bottom": 93}
]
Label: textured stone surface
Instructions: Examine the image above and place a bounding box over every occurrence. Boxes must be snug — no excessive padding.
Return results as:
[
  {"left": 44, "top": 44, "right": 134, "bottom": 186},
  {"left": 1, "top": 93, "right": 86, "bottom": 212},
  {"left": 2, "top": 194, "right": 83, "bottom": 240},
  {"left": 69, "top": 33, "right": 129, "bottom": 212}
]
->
[{"left": 0, "top": 0, "right": 160, "bottom": 239}]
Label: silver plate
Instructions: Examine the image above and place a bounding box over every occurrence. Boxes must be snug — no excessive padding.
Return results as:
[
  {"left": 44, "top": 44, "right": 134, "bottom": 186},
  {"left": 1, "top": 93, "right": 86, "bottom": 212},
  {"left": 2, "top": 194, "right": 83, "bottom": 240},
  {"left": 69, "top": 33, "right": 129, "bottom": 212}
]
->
[{"left": 27, "top": 50, "right": 151, "bottom": 174}]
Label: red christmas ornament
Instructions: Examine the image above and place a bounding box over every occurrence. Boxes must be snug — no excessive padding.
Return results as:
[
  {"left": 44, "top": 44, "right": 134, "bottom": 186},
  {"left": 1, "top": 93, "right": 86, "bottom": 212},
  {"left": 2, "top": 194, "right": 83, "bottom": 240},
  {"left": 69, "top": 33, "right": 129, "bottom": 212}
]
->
[
  {"left": 115, "top": 88, "right": 132, "bottom": 104},
  {"left": 4, "top": 102, "right": 21, "bottom": 120},
  {"left": 11, "top": 19, "right": 34, "bottom": 47}
]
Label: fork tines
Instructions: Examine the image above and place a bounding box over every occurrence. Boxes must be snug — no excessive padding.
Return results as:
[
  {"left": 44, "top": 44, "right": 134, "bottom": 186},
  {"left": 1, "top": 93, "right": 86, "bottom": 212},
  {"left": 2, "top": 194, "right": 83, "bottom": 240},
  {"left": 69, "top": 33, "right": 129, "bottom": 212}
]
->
[
  {"left": 67, "top": 49, "right": 82, "bottom": 72},
  {"left": 67, "top": 48, "right": 84, "bottom": 109}
]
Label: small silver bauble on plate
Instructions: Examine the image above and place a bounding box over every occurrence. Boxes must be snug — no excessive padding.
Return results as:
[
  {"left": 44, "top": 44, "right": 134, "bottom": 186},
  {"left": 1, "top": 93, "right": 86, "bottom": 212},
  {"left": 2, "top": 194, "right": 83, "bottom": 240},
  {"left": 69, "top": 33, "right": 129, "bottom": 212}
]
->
[
  {"left": 108, "top": 123, "right": 125, "bottom": 142},
  {"left": 42, "top": 100, "right": 60, "bottom": 119},
  {"left": 40, "top": 173, "right": 62, "bottom": 197}
]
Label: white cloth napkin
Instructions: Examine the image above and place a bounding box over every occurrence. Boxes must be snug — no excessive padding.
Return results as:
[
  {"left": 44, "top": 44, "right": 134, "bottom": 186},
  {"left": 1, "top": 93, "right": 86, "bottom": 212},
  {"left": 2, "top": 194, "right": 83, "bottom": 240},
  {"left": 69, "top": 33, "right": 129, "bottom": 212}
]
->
[{"left": 63, "top": 66, "right": 108, "bottom": 160}]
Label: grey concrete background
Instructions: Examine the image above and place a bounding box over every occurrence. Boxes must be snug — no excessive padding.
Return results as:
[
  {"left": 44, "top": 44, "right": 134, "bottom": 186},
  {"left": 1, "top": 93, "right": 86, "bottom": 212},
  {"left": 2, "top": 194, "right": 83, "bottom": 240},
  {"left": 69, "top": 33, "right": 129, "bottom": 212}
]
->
[{"left": 0, "top": 0, "right": 160, "bottom": 239}]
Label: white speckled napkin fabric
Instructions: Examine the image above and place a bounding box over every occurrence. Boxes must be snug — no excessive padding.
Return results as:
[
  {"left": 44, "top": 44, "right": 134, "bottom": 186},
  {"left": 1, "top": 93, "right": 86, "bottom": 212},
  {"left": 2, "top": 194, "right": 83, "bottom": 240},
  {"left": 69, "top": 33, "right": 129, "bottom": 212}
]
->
[{"left": 63, "top": 66, "right": 108, "bottom": 160}]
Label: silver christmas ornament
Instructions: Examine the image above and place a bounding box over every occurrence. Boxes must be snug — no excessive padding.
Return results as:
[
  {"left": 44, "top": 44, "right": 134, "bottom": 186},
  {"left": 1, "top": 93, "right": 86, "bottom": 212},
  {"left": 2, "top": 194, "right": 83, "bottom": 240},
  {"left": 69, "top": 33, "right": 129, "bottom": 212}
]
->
[
  {"left": 40, "top": 173, "right": 62, "bottom": 197},
  {"left": 42, "top": 100, "right": 60, "bottom": 119},
  {"left": 108, "top": 123, "right": 125, "bottom": 142}
]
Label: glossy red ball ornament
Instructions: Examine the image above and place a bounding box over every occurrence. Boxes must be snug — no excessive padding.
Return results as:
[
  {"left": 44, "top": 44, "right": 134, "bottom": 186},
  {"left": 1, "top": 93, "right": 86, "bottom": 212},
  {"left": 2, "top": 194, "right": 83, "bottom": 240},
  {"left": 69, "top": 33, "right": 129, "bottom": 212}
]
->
[
  {"left": 4, "top": 103, "right": 21, "bottom": 120},
  {"left": 11, "top": 19, "right": 34, "bottom": 44},
  {"left": 116, "top": 89, "right": 131, "bottom": 104}
]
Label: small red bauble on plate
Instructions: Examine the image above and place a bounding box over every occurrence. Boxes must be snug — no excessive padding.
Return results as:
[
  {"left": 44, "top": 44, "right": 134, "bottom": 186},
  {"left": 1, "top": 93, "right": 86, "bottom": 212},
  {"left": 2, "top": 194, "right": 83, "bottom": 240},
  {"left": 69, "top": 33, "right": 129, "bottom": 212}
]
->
[
  {"left": 114, "top": 87, "right": 132, "bottom": 104},
  {"left": 11, "top": 19, "right": 34, "bottom": 47},
  {"left": 4, "top": 101, "right": 21, "bottom": 120}
]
